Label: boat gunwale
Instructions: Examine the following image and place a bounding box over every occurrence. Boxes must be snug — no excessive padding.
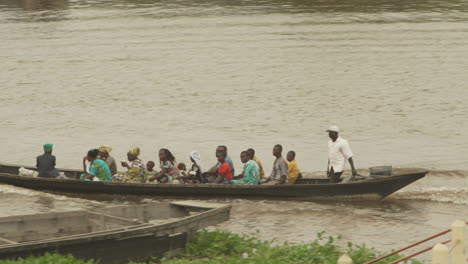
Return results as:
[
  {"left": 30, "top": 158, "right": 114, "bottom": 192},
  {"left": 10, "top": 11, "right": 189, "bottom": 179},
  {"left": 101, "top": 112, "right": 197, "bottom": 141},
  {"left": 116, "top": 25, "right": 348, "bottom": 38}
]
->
[{"left": 0, "top": 170, "right": 428, "bottom": 188}]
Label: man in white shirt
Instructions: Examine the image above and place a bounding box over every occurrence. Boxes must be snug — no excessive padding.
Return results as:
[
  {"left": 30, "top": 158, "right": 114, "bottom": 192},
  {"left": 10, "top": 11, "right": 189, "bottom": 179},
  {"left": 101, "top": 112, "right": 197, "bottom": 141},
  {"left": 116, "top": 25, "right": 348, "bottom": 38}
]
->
[{"left": 326, "top": 126, "right": 357, "bottom": 183}]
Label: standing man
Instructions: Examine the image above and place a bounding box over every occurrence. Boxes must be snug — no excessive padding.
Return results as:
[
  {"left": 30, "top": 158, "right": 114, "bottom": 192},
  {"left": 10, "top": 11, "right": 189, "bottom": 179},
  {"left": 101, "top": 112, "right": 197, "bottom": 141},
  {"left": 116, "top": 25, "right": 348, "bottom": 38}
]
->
[
  {"left": 326, "top": 126, "right": 357, "bottom": 183},
  {"left": 36, "top": 143, "right": 59, "bottom": 178}
]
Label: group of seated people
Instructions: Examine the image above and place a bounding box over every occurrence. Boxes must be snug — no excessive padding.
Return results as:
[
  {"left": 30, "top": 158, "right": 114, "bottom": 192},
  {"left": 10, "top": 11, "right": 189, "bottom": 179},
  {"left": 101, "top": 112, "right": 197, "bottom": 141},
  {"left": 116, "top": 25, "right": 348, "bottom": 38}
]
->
[{"left": 37, "top": 143, "right": 302, "bottom": 185}]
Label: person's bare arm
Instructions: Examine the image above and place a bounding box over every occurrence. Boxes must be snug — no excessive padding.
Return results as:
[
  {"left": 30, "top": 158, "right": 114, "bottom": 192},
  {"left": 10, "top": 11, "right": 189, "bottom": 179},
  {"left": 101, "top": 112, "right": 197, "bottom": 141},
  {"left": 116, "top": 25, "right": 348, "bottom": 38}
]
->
[
  {"left": 81, "top": 174, "right": 94, "bottom": 180},
  {"left": 82, "top": 157, "right": 88, "bottom": 173},
  {"left": 214, "top": 173, "right": 226, "bottom": 183},
  {"left": 348, "top": 157, "right": 357, "bottom": 176},
  {"left": 121, "top": 161, "right": 130, "bottom": 170},
  {"left": 149, "top": 167, "right": 168, "bottom": 181}
]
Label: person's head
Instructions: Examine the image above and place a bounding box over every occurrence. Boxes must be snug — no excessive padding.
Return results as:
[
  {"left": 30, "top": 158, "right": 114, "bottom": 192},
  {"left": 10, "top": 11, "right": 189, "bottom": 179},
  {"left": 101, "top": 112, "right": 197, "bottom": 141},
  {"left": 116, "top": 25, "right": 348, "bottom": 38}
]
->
[
  {"left": 326, "top": 126, "right": 340, "bottom": 141},
  {"left": 98, "top": 145, "right": 112, "bottom": 158},
  {"left": 86, "top": 149, "right": 100, "bottom": 162},
  {"left": 287, "top": 151, "right": 296, "bottom": 162},
  {"left": 247, "top": 148, "right": 255, "bottom": 159},
  {"left": 272, "top": 144, "right": 282, "bottom": 157},
  {"left": 43, "top": 143, "right": 53, "bottom": 154},
  {"left": 127, "top": 147, "right": 140, "bottom": 162},
  {"left": 240, "top": 151, "right": 250, "bottom": 163},
  {"left": 190, "top": 151, "right": 201, "bottom": 167},
  {"left": 217, "top": 151, "right": 226, "bottom": 163},
  {"left": 178, "top": 163, "right": 187, "bottom": 171},
  {"left": 159, "top": 148, "right": 175, "bottom": 163},
  {"left": 146, "top": 161, "right": 155, "bottom": 171},
  {"left": 216, "top": 145, "right": 227, "bottom": 157}
]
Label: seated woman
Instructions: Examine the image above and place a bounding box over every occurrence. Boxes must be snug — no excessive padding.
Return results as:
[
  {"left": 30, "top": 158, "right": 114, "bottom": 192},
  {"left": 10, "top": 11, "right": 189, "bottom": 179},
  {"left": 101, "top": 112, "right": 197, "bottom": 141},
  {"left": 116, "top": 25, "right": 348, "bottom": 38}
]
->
[
  {"left": 98, "top": 145, "right": 117, "bottom": 176},
  {"left": 81, "top": 149, "right": 113, "bottom": 182},
  {"left": 113, "top": 147, "right": 146, "bottom": 183},
  {"left": 188, "top": 151, "right": 205, "bottom": 183},
  {"left": 148, "top": 148, "right": 176, "bottom": 184},
  {"left": 232, "top": 151, "right": 260, "bottom": 185},
  {"left": 214, "top": 152, "right": 232, "bottom": 184}
]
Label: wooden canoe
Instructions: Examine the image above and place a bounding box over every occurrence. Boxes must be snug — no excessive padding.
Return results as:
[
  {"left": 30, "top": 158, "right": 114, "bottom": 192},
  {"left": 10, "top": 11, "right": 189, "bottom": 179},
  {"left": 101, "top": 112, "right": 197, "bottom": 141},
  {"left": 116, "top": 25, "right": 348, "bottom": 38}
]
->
[
  {"left": 0, "top": 201, "right": 231, "bottom": 264},
  {"left": 0, "top": 163, "right": 427, "bottom": 200}
]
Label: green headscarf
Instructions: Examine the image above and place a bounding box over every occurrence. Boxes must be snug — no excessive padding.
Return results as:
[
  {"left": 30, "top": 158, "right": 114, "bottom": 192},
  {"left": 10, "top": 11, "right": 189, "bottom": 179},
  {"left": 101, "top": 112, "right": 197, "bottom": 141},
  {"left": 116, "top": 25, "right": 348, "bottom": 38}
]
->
[{"left": 43, "top": 143, "right": 53, "bottom": 152}]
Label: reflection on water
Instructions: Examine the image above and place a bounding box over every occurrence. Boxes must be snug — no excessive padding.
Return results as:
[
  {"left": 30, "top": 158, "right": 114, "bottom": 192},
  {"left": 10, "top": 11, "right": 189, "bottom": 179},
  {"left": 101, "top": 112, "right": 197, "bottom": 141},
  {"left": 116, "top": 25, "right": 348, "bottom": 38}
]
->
[
  {"left": 1, "top": 0, "right": 66, "bottom": 10},
  {"left": 1, "top": 0, "right": 468, "bottom": 22}
]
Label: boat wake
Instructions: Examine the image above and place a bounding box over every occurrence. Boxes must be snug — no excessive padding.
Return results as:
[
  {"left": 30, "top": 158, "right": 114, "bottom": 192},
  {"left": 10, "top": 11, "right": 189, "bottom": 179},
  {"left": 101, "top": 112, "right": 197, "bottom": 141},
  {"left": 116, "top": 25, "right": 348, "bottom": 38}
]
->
[{"left": 391, "top": 187, "right": 468, "bottom": 205}]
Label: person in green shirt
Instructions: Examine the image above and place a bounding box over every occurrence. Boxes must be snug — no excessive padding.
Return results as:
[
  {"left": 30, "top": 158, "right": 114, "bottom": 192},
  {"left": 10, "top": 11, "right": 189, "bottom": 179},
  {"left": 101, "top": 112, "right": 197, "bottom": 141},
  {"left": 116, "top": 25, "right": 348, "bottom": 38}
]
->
[
  {"left": 81, "top": 149, "right": 113, "bottom": 182},
  {"left": 232, "top": 151, "right": 260, "bottom": 185}
]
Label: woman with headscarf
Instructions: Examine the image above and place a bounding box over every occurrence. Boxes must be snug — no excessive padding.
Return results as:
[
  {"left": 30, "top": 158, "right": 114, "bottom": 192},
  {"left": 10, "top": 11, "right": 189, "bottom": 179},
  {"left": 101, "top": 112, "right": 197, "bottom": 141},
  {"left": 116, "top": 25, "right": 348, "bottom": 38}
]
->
[
  {"left": 81, "top": 149, "right": 112, "bottom": 182},
  {"left": 98, "top": 145, "right": 117, "bottom": 176},
  {"left": 113, "top": 147, "right": 146, "bottom": 183},
  {"left": 188, "top": 151, "right": 205, "bottom": 183}
]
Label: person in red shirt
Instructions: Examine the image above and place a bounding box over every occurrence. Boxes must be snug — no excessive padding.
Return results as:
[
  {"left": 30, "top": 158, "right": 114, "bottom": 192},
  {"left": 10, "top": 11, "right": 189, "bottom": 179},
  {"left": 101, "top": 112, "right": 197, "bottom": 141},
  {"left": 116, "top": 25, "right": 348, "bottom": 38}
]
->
[{"left": 215, "top": 151, "right": 232, "bottom": 184}]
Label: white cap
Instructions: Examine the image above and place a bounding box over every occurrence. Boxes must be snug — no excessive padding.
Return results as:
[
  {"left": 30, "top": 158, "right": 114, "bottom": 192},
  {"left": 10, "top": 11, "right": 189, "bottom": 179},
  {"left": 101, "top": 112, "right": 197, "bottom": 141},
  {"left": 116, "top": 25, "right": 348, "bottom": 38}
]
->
[{"left": 326, "top": 125, "right": 340, "bottom": 133}]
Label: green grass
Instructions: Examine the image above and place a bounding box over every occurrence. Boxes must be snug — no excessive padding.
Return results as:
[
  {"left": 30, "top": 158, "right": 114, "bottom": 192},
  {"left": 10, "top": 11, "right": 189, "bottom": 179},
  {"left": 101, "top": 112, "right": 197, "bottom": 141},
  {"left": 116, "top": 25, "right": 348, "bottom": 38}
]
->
[
  {"left": 132, "top": 231, "right": 421, "bottom": 264},
  {"left": 0, "top": 253, "right": 95, "bottom": 264},
  {"left": 0, "top": 232, "right": 421, "bottom": 264}
]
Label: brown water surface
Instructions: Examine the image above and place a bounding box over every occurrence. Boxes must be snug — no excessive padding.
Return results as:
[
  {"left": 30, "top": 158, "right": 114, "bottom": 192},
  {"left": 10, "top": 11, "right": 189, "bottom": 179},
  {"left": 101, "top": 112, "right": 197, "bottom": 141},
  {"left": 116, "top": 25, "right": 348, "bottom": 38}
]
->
[{"left": 1, "top": 0, "right": 468, "bottom": 261}]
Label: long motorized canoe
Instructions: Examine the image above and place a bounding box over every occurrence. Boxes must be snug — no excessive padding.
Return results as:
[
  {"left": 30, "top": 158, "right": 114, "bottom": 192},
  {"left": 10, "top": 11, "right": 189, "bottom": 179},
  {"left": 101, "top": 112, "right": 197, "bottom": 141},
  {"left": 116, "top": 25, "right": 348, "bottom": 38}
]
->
[
  {"left": 0, "top": 163, "right": 427, "bottom": 199},
  {"left": 0, "top": 201, "right": 231, "bottom": 264}
]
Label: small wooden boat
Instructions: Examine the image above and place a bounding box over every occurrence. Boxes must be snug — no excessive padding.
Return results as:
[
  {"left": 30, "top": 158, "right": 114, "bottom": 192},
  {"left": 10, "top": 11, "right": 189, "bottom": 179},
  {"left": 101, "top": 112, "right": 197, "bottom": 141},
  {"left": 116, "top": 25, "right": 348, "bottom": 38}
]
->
[
  {"left": 0, "top": 162, "right": 427, "bottom": 200},
  {"left": 0, "top": 201, "right": 231, "bottom": 264}
]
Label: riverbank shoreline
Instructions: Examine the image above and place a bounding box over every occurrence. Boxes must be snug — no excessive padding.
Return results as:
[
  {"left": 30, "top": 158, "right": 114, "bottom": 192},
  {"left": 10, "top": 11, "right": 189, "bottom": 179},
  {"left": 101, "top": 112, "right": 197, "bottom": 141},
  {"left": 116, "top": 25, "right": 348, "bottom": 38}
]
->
[{"left": 0, "top": 231, "right": 421, "bottom": 264}]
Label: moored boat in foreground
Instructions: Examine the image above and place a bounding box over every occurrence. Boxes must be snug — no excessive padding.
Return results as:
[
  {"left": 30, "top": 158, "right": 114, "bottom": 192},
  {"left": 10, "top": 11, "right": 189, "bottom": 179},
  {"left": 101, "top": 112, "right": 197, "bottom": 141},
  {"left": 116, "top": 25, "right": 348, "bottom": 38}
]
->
[
  {"left": 0, "top": 163, "right": 427, "bottom": 200},
  {"left": 0, "top": 201, "right": 231, "bottom": 264}
]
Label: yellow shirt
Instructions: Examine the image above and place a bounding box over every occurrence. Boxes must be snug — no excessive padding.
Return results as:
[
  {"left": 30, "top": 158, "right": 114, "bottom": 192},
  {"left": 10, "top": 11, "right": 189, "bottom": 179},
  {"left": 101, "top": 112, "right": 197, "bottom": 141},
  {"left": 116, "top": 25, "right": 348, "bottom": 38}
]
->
[
  {"left": 253, "top": 156, "right": 265, "bottom": 179},
  {"left": 287, "top": 160, "right": 300, "bottom": 184}
]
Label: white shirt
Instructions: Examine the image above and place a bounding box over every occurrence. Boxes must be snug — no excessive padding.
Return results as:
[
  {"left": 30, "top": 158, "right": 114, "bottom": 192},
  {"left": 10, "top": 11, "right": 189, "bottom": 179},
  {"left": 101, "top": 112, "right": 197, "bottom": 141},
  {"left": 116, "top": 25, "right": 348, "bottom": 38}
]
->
[{"left": 328, "top": 137, "right": 353, "bottom": 173}]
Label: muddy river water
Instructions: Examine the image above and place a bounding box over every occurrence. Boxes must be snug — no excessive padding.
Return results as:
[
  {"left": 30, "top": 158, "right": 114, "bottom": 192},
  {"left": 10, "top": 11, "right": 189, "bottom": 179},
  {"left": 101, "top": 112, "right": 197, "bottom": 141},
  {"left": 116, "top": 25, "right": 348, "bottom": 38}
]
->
[{"left": 1, "top": 0, "right": 468, "bottom": 261}]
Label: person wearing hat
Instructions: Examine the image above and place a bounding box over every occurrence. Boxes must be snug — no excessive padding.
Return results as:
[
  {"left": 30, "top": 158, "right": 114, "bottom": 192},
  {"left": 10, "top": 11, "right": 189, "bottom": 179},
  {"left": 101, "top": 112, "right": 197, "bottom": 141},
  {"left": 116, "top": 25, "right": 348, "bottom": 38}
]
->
[
  {"left": 36, "top": 143, "right": 59, "bottom": 178},
  {"left": 98, "top": 145, "right": 117, "bottom": 176},
  {"left": 326, "top": 126, "right": 357, "bottom": 183}
]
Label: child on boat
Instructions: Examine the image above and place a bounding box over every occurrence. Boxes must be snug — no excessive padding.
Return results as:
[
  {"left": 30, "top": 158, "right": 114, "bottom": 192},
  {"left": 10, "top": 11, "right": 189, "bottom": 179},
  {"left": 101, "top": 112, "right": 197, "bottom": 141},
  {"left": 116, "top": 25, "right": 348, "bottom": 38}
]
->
[
  {"left": 175, "top": 163, "right": 189, "bottom": 184},
  {"left": 215, "top": 152, "right": 232, "bottom": 184},
  {"left": 286, "top": 151, "right": 301, "bottom": 184},
  {"left": 145, "top": 161, "right": 158, "bottom": 183}
]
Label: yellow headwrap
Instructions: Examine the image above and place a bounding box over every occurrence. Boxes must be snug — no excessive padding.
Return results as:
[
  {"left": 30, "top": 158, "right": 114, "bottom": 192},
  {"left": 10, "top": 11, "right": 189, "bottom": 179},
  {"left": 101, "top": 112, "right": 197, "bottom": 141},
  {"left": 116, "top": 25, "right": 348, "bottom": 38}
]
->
[
  {"left": 98, "top": 145, "right": 113, "bottom": 153},
  {"left": 129, "top": 147, "right": 140, "bottom": 156}
]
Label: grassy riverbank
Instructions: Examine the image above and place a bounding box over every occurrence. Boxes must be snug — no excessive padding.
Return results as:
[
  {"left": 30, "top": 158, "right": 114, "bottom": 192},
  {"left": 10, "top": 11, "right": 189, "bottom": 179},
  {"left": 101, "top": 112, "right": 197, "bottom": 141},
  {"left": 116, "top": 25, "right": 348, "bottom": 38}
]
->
[{"left": 0, "top": 231, "right": 420, "bottom": 264}]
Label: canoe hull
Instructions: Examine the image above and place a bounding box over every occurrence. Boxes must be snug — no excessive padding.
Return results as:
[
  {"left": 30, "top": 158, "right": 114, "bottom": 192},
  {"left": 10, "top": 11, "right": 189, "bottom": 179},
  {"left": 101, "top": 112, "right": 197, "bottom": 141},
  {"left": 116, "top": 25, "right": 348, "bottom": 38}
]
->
[
  {"left": 0, "top": 202, "right": 231, "bottom": 263},
  {"left": 0, "top": 233, "right": 187, "bottom": 263},
  {"left": 0, "top": 169, "right": 427, "bottom": 200}
]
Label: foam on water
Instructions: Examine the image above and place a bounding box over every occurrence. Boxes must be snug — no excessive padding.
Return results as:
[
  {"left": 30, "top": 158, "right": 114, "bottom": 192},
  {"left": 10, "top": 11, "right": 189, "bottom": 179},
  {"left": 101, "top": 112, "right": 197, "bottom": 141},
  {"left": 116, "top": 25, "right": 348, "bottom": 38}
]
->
[
  {"left": 392, "top": 187, "right": 468, "bottom": 205},
  {"left": 0, "top": 184, "right": 104, "bottom": 217}
]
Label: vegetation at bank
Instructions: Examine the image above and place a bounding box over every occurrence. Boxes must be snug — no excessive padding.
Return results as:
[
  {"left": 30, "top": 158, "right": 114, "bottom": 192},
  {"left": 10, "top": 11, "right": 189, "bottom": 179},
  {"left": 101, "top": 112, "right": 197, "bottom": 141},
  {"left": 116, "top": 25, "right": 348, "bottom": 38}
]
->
[
  {"left": 0, "top": 231, "right": 421, "bottom": 264},
  {"left": 0, "top": 253, "right": 95, "bottom": 264}
]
